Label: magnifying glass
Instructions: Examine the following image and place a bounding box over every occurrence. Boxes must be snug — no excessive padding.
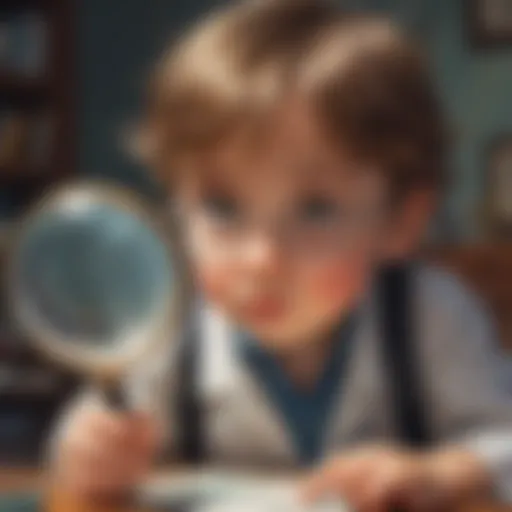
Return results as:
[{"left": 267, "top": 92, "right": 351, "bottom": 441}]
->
[{"left": 7, "top": 181, "right": 190, "bottom": 408}]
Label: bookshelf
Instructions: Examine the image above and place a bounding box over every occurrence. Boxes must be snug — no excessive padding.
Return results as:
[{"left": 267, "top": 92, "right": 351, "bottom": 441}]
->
[
  {"left": 0, "top": 0, "right": 76, "bottom": 466},
  {"left": 0, "top": 0, "right": 74, "bottom": 216},
  {"left": 0, "top": 72, "right": 48, "bottom": 98}
]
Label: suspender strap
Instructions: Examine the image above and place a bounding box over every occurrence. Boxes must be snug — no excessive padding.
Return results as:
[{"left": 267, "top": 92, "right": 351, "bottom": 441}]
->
[
  {"left": 377, "top": 263, "right": 432, "bottom": 448},
  {"left": 176, "top": 264, "right": 431, "bottom": 461},
  {"left": 176, "top": 322, "right": 206, "bottom": 464}
]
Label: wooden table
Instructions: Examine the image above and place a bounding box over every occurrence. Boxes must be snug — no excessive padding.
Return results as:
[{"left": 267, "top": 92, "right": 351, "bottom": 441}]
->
[
  {"left": 0, "top": 468, "right": 44, "bottom": 493},
  {"left": 46, "top": 495, "right": 512, "bottom": 512},
  {"left": 1, "top": 468, "right": 511, "bottom": 512}
]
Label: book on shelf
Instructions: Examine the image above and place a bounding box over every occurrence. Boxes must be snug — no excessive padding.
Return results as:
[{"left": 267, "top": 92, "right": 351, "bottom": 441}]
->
[
  {"left": 28, "top": 108, "right": 53, "bottom": 167},
  {"left": 0, "top": 108, "right": 54, "bottom": 172},
  {"left": 0, "top": 109, "right": 31, "bottom": 169},
  {"left": 0, "top": 9, "right": 48, "bottom": 79}
]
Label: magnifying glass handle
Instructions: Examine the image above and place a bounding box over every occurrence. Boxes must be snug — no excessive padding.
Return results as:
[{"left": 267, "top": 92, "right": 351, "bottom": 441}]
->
[{"left": 102, "top": 382, "right": 129, "bottom": 410}]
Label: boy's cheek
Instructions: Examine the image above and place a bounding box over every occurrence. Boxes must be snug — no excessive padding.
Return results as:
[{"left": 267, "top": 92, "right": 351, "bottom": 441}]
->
[
  {"left": 187, "top": 232, "right": 233, "bottom": 303},
  {"left": 309, "top": 260, "right": 370, "bottom": 306},
  {"left": 197, "top": 267, "right": 228, "bottom": 303}
]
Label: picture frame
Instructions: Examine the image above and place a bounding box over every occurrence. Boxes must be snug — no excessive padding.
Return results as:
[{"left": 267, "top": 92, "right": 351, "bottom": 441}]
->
[
  {"left": 468, "top": 0, "right": 512, "bottom": 47},
  {"left": 483, "top": 135, "right": 512, "bottom": 238}
]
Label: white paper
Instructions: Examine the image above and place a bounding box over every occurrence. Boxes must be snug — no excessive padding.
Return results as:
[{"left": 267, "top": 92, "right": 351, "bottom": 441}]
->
[{"left": 139, "top": 470, "right": 349, "bottom": 512}]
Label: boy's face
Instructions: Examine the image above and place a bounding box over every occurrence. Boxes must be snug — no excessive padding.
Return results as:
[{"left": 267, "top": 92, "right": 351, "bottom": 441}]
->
[{"left": 176, "top": 100, "right": 400, "bottom": 350}]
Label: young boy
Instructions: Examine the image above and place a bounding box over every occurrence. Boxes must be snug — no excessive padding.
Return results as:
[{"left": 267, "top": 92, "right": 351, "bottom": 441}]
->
[{"left": 51, "top": 0, "right": 512, "bottom": 509}]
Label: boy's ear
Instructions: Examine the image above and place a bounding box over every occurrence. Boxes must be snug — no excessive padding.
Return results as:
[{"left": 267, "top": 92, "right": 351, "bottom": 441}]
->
[{"left": 385, "top": 189, "right": 437, "bottom": 260}]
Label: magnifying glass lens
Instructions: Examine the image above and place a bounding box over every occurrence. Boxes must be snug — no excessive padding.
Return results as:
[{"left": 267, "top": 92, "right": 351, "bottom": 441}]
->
[{"left": 16, "top": 202, "right": 173, "bottom": 347}]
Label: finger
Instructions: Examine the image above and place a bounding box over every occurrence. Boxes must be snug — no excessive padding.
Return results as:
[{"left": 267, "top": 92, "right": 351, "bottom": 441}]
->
[
  {"left": 302, "top": 457, "right": 368, "bottom": 503},
  {"left": 405, "top": 482, "right": 450, "bottom": 512},
  {"left": 83, "top": 410, "right": 155, "bottom": 451},
  {"left": 67, "top": 462, "right": 138, "bottom": 498},
  {"left": 356, "top": 455, "right": 422, "bottom": 512},
  {"left": 339, "top": 462, "right": 387, "bottom": 512},
  {"left": 63, "top": 442, "right": 147, "bottom": 497},
  {"left": 62, "top": 430, "right": 149, "bottom": 485},
  {"left": 130, "top": 413, "right": 160, "bottom": 452},
  {"left": 363, "top": 469, "right": 439, "bottom": 512},
  {"left": 358, "top": 471, "right": 400, "bottom": 512},
  {"left": 301, "top": 459, "right": 349, "bottom": 502},
  {"left": 81, "top": 410, "right": 130, "bottom": 444}
]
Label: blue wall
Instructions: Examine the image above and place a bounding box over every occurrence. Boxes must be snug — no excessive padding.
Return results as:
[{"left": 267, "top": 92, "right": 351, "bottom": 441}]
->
[
  {"left": 77, "top": 0, "right": 512, "bottom": 239},
  {"left": 76, "top": 0, "right": 214, "bottom": 199},
  {"left": 421, "top": 1, "right": 512, "bottom": 240}
]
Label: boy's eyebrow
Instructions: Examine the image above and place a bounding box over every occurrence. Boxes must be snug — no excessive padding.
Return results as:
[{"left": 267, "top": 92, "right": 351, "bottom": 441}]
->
[
  {"left": 293, "top": 160, "right": 385, "bottom": 197},
  {"left": 192, "top": 164, "right": 246, "bottom": 194},
  {"left": 290, "top": 155, "right": 359, "bottom": 184}
]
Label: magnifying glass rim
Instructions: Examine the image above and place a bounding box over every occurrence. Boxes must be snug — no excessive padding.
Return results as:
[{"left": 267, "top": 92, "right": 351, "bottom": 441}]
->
[{"left": 8, "top": 180, "right": 191, "bottom": 381}]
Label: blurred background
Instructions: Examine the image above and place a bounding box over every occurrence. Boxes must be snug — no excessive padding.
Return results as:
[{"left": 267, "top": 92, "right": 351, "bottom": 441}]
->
[
  {"left": 0, "top": 0, "right": 511, "bottom": 467},
  {"left": 3, "top": 0, "right": 512, "bottom": 238}
]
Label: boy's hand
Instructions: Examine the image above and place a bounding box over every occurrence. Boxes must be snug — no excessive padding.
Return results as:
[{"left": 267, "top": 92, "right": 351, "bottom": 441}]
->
[
  {"left": 302, "top": 445, "right": 491, "bottom": 512},
  {"left": 52, "top": 397, "right": 161, "bottom": 498}
]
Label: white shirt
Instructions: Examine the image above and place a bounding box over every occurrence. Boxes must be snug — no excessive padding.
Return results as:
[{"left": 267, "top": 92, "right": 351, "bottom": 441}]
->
[{"left": 97, "top": 265, "right": 512, "bottom": 501}]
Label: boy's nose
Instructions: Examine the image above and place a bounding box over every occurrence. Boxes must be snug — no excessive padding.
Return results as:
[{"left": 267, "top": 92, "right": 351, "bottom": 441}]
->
[{"left": 242, "top": 229, "right": 284, "bottom": 276}]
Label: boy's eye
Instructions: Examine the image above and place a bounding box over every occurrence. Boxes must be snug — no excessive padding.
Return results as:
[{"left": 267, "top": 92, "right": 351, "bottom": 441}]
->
[
  {"left": 297, "top": 196, "right": 339, "bottom": 224},
  {"left": 202, "top": 193, "right": 239, "bottom": 221}
]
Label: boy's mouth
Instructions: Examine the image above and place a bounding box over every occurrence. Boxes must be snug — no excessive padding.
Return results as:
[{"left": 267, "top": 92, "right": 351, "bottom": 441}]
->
[{"left": 241, "top": 297, "right": 287, "bottom": 324}]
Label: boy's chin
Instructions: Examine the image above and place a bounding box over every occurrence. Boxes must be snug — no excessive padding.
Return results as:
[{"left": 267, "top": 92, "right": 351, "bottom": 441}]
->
[{"left": 246, "top": 318, "right": 333, "bottom": 353}]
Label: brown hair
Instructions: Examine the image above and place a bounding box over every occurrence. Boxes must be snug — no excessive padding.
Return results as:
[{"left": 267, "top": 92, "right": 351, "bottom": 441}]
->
[{"left": 143, "top": 0, "right": 447, "bottom": 196}]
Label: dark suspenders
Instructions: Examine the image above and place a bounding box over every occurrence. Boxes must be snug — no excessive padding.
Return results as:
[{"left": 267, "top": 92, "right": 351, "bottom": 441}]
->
[
  {"left": 377, "top": 264, "right": 432, "bottom": 448},
  {"left": 176, "top": 321, "right": 206, "bottom": 463},
  {"left": 176, "top": 264, "right": 431, "bottom": 463}
]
